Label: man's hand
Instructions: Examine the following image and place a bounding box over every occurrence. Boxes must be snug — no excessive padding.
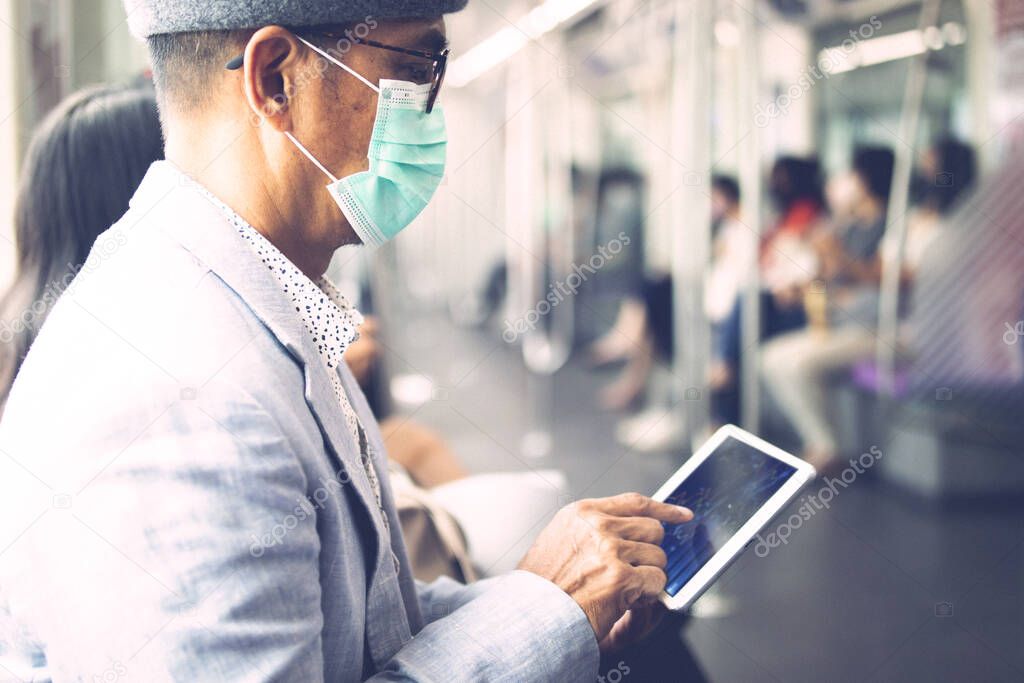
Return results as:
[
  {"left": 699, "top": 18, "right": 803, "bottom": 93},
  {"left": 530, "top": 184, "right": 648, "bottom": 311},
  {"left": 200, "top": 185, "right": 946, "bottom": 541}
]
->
[
  {"left": 599, "top": 602, "right": 667, "bottom": 652},
  {"left": 517, "top": 493, "right": 692, "bottom": 649}
]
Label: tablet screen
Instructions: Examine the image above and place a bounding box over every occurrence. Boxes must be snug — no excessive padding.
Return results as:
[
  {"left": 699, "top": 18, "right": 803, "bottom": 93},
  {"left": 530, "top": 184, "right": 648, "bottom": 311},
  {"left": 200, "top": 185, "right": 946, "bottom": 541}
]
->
[{"left": 661, "top": 436, "right": 797, "bottom": 596}]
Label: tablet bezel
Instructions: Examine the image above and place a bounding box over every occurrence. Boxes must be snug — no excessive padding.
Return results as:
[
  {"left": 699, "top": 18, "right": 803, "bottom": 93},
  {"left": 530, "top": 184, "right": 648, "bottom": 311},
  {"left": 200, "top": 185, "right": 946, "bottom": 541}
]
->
[{"left": 654, "top": 424, "right": 816, "bottom": 611}]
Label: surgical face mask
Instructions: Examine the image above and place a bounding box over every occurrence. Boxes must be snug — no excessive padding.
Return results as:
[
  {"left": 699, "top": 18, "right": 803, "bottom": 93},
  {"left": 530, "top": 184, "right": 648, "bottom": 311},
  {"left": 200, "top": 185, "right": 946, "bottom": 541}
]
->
[{"left": 285, "top": 37, "right": 447, "bottom": 247}]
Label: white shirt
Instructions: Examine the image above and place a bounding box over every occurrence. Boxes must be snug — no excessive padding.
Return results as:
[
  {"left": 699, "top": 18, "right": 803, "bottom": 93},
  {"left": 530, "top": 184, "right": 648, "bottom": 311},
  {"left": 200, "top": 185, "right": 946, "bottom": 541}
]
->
[{"left": 705, "top": 216, "right": 757, "bottom": 322}]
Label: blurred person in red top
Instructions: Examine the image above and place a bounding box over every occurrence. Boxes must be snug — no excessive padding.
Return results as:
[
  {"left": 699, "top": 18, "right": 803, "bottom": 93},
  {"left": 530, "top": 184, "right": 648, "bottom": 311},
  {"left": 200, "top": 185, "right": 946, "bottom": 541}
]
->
[{"left": 710, "top": 156, "right": 827, "bottom": 427}]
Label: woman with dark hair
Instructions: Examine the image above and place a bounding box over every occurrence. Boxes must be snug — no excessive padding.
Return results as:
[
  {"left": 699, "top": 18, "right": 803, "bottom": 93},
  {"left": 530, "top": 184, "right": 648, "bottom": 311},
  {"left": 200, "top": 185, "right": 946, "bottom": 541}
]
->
[{"left": 0, "top": 84, "right": 162, "bottom": 410}]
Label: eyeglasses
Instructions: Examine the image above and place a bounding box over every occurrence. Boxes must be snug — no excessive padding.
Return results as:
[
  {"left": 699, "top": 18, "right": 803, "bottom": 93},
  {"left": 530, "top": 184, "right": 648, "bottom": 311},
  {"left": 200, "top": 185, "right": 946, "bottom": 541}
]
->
[{"left": 225, "top": 31, "right": 450, "bottom": 114}]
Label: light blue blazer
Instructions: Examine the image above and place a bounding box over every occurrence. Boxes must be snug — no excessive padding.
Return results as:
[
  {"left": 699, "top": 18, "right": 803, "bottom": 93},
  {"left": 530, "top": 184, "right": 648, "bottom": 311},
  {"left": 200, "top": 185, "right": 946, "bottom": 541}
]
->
[{"left": 0, "top": 162, "right": 598, "bottom": 681}]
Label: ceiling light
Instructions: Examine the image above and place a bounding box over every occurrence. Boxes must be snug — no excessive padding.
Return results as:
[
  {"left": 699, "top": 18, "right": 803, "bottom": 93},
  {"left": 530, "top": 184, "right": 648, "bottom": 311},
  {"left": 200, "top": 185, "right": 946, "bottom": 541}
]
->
[
  {"left": 817, "top": 23, "right": 964, "bottom": 76},
  {"left": 448, "top": 0, "right": 601, "bottom": 87}
]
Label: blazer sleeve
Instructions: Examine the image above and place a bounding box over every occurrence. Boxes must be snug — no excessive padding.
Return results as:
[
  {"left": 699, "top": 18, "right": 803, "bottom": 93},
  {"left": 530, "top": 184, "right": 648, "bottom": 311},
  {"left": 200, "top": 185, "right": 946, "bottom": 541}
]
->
[
  {"left": 416, "top": 574, "right": 493, "bottom": 619},
  {"left": 375, "top": 571, "right": 599, "bottom": 682}
]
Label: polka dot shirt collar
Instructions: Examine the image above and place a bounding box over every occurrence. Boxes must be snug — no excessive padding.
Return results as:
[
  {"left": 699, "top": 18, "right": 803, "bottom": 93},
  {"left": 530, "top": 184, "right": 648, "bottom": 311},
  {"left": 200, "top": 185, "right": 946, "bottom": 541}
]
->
[{"left": 196, "top": 187, "right": 364, "bottom": 369}]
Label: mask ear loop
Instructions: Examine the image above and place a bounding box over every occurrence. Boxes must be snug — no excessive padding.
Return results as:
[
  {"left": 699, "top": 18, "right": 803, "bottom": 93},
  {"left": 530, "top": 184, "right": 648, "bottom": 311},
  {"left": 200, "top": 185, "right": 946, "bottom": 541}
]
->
[
  {"left": 296, "top": 36, "right": 381, "bottom": 94},
  {"left": 284, "top": 132, "right": 338, "bottom": 183},
  {"left": 283, "top": 37, "right": 384, "bottom": 183}
]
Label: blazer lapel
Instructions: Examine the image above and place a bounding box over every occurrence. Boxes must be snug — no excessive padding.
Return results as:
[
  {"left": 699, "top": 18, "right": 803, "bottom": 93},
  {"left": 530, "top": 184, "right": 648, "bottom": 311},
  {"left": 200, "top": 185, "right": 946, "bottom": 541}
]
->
[{"left": 129, "top": 162, "right": 383, "bottom": 536}]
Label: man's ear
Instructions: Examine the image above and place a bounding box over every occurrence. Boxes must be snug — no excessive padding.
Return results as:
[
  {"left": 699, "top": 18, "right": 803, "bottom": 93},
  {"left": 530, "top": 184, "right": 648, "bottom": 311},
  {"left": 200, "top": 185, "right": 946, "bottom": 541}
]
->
[{"left": 241, "top": 26, "right": 304, "bottom": 132}]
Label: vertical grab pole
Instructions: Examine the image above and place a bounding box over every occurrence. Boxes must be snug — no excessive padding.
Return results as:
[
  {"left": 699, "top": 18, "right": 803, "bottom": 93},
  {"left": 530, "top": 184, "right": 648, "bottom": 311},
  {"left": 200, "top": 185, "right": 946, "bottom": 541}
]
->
[
  {"left": 503, "top": 42, "right": 544, "bottom": 457},
  {"left": 523, "top": 33, "right": 574, "bottom": 378},
  {"left": 736, "top": 1, "right": 763, "bottom": 433},
  {"left": 877, "top": 0, "right": 942, "bottom": 395},
  {"left": 0, "top": 0, "right": 19, "bottom": 266},
  {"left": 964, "top": 0, "right": 995, "bottom": 172},
  {"left": 669, "top": 0, "right": 713, "bottom": 442},
  {"left": 522, "top": 35, "right": 576, "bottom": 459}
]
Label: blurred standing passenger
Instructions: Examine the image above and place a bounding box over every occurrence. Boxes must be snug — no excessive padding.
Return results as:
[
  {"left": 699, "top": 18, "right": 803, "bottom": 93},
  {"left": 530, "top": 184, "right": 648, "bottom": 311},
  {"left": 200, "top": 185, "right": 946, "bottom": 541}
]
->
[{"left": 0, "top": 85, "right": 162, "bottom": 412}]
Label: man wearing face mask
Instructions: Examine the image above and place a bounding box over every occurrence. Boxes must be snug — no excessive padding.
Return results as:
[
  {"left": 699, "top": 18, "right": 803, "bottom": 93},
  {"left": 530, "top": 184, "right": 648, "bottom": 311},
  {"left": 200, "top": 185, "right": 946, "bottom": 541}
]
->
[{"left": 0, "top": 2, "right": 695, "bottom": 681}]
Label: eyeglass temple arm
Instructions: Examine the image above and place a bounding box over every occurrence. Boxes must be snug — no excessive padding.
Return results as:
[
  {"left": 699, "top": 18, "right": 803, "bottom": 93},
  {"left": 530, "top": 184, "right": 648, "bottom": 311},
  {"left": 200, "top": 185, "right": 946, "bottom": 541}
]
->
[{"left": 225, "top": 38, "right": 445, "bottom": 71}]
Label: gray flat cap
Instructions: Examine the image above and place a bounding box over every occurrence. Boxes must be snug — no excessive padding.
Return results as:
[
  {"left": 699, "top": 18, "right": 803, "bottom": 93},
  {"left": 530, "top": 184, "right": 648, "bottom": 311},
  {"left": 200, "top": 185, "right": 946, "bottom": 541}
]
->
[{"left": 123, "top": 0, "right": 468, "bottom": 39}]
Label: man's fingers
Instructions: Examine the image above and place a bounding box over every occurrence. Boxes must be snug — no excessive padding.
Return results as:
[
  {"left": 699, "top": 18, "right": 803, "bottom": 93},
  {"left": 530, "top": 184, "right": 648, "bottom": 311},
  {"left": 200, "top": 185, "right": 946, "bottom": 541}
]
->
[
  {"left": 604, "top": 516, "right": 666, "bottom": 544},
  {"left": 631, "top": 565, "right": 669, "bottom": 603},
  {"left": 638, "top": 500, "right": 693, "bottom": 524},
  {"left": 616, "top": 540, "right": 667, "bottom": 569},
  {"left": 594, "top": 493, "right": 693, "bottom": 524}
]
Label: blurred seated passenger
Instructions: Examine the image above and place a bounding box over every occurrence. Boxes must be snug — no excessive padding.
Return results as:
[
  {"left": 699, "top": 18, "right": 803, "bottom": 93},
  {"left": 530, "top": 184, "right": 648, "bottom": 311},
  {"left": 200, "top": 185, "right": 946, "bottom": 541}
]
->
[
  {"left": 343, "top": 315, "right": 568, "bottom": 579},
  {"left": 705, "top": 176, "right": 758, "bottom": 324},
  {"left": 906, "top": 136, "right": 978, "bottom": 260},
  {"left": 711, "top": 156, "right": 827, "bottom": 425},
  {"left": 761, "top": 141, "right": 975, "bottom": 470},
  {"left": 587, "top": 169, "right": 650, "bottom": 369},
  {"left": 600, "top": 175, "right": 752, "bottom": 415},
  {"left": 904, "top": 143, "right": 1018, "bottom": 392},
  {"left": 611, "top": 177, "right": 760, "bottom": 451},
  {"left": 0, "top": 83, "right": 162, "bottom": 676}
]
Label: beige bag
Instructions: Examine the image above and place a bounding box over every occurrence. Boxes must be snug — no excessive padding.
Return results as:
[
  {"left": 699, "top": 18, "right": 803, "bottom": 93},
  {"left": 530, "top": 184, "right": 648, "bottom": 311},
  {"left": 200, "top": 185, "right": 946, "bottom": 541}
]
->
[{"left": 389, "top": 465, "right": 478, "bottom": 584}]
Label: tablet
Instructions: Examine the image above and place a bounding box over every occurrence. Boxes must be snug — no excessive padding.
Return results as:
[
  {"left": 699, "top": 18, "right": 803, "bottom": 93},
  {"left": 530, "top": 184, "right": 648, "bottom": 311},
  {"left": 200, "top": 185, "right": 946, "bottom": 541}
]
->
[{"left": 655, "top": 424, "right": 816, "bottom": 610}]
